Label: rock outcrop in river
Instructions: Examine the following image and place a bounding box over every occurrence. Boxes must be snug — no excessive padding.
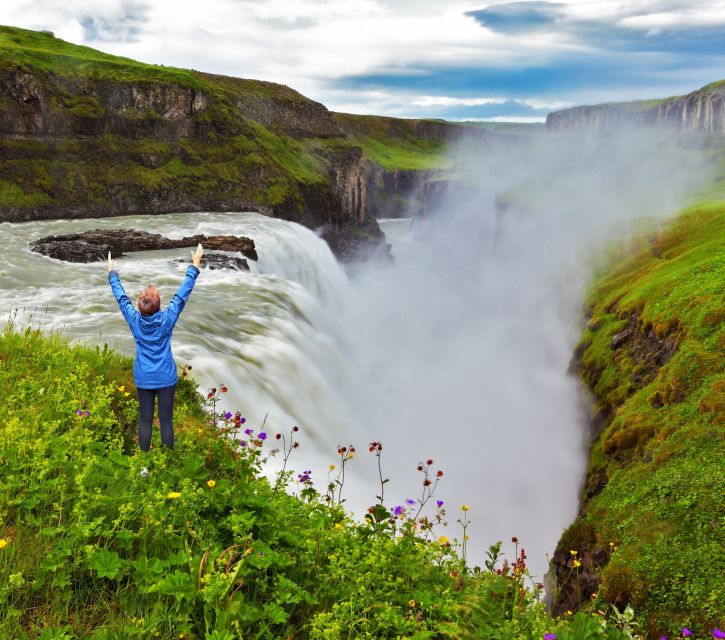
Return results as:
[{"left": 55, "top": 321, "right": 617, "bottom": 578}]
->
[{"left": 31, "top": 229, "right": 257, "bottom": 269}]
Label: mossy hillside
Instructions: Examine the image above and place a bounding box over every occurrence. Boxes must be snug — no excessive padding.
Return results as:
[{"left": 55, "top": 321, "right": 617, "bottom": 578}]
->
[
  {"left": 561, "top": 202, "right": 725, "bottom": 636},
  {"left": 0, "top": 325, "right": 641, "bottom": 639},
  {"left": 0, "top": 25, "right": 468, "bottom": 228}
]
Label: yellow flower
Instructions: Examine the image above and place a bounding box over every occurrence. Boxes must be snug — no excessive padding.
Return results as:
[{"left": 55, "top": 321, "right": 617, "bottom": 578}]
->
[
  {"left": 408, "top": 599, "right": 416, "bottom": 608},
  {"left": 207, "top": 480, "right": 216, "bottom": 489},
  {"left": 124, "top": 392, "right": 130, "bottom": 397},
  {"left": 348, "top": 452, "right": 354, "bottom": 459},
  {"left": 460, "top": 504, "right": 470, "bottom": 511},
  {"left": 117, "top": 385, "right": 125, "bottom": 392},
  {"left": 570, "top": 549, "right": 578, "bottom": 556},
  {"left": 167, "top": 491, "right": 181, "bottom": 499},
  {"left": 0, "top": 539, "right": 8, "bottom": 550},
  {"left": 566, "top": 610, "right": 573, "bottom": 616},
  {"left": 334, "top": 523, "right": 342, "bottom": 530},
  {"left": 573, "top": 559, "right": 581, "bottom": 568},
  {"left": 439, "top": 535, "right": 449, "bottom": 544},
  {"left": 329, "top": 464, "right": 336, "bottom": 471}
]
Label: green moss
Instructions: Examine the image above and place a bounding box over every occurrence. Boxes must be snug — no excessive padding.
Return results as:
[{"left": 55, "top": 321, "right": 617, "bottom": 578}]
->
[{"left": 572, "top": 201, "right": 725, "bottom": 636}]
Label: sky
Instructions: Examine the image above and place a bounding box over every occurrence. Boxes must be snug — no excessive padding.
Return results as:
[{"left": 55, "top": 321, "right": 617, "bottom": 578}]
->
[{"left": 1, "top": 0, "right": 725, "bottom": 122}]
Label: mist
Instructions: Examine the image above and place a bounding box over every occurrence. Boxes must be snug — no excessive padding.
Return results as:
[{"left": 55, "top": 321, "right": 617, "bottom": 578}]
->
[{"left": 334, "top": 126, "right": 710, "bottom": 578}]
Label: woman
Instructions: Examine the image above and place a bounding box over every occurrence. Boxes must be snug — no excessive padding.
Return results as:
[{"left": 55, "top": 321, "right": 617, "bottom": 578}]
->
[{"left": 108, "top": 244, "right": 203, "bottom": 468}]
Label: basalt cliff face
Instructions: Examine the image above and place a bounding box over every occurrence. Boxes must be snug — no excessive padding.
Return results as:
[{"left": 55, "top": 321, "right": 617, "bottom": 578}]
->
[
  {"left": 546, "top": 82, "right": 725, "bottom": 132},
  {"left": 0, "top": 26, "right": 478, "bottom": 260}
]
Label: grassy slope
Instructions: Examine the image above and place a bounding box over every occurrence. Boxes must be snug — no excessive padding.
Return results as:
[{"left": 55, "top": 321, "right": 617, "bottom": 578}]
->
[
  {"left": 0, "top": 26, "right": 451, "bottom": 221},
  {"left": 0, "top": 326, "right": 635, "bottom": 640},
  {"left": 563, "top": 201, "right": 725, "bottom": 636}
]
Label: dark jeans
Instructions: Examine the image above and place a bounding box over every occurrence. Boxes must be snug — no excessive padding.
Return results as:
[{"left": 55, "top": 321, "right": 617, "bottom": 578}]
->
[{"left": 137, "top": 385, "right": 176, "bottom": 451}]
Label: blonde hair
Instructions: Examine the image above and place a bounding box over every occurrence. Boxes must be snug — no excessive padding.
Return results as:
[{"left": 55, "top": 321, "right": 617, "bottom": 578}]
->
[{"left": 138, "top": 285, "right": 161, "bottom": 316}]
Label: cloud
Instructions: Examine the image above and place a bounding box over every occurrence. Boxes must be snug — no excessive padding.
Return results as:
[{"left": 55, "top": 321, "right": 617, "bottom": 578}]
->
[{"left": 0, "top": 0, "right": 724, "bottom": 120}]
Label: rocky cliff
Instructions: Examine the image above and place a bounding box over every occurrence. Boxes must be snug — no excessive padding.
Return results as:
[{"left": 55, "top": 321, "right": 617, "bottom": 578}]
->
[
  {"left": 0, "top": 26, "right": 482, "bottom": 260},
  {"left": 546, "top": 81, "right": 725, "bottom": 132}
]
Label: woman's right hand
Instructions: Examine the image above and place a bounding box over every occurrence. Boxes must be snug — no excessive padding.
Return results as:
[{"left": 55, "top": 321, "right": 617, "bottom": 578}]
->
[
  {"left": 108, "top": 251, "right": 116, "bottom": 272},
  {"left": 191, "top": 243, "right": 203, "bottom": 268}
]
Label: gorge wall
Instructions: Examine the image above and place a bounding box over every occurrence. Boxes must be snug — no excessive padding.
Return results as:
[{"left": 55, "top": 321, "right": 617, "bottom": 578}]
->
[
  {"left": 0, "top": 26, "right": 483, "bottom": 260},
  {"left": 546, "top": 81, "right": 725, "bottom": 132}
]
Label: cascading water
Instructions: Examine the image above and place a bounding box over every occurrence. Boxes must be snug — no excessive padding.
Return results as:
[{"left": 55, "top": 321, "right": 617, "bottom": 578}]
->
[{"left": 0, "top": 128, "right": 707, "bottom": 580}]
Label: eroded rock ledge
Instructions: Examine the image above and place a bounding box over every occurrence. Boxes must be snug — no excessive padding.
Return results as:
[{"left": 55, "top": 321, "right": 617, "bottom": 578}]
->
[{"left": 30, "top": 229, "right": 258, "bottom": 268}]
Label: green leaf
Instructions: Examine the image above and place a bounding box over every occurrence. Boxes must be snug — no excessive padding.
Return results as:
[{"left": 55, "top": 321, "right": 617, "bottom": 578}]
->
[{"left": 87, "top": 548, "right": 124, "bottom": 580}]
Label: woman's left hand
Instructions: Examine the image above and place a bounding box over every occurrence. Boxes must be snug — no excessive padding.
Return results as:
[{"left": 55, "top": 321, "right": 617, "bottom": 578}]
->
[{"left": 108, "top": 251, "right": 116, "bottom": 272}]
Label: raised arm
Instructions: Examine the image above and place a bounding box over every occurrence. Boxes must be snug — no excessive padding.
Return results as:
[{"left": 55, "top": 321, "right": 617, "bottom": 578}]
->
[
  {"left": 165, "top": 244, "right": 202, "bottom": 329},
  {"left": 108, "top": 252, "right": 138, "bottom": 327}
]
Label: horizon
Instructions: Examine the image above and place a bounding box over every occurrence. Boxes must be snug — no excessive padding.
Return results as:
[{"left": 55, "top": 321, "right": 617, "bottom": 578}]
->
[{"left": 1, "top": 1, "right": 724, "bottom": 122}]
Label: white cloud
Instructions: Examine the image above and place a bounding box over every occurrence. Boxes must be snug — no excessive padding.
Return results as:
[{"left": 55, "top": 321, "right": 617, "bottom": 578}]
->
[
  {"left": 0, "top": 0, "right": 723, "bottom": 118},
  {"left": 413, "top": 96, "right": 509, "bottom": 107}
]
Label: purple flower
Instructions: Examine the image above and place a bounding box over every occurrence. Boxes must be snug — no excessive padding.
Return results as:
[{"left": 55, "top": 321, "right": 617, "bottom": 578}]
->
[
  {"left": 713, "top": 630, "right": 725, "bottom": 639},
  {"left": 76, "top": 409, "right": 83, "bottom": 416},
  {"left": 240, "top": 417, "right": 246, "bottom": 424},
  {"left": 224, "top": 411, "right": 232, "bottom": 420},
  {"left": 258, "top": 432, "right": 267, "bottom": 440},
  {"left": 84, "top": 410, "right": 91, "bottom": 417},
  {"left": 406, "top": 498, "right": 415, "bottom": 505},
  {"left": 239, "top": 441, "right": 247, "bottom": 447},
  {"left": 393, "top": 505, "right": 404, "bottom": 516},
  {"left": 661, "top": 636, "right": 667, "bottom": 640},
  {"left": 436, "top": 500, "right": 444, "bottom": 508},
  {"left": 544, "top": 634, "right": 557, "bottom": 640},
  {"left": 244, "top": 428, "right": 253, "bottom": 435},
  {"left": 683, "top": 629, "right": 693, "bottom": 638}
]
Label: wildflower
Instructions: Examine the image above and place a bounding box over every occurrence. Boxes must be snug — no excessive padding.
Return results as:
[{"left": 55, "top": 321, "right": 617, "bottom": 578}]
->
[
  {"left": 0, "top": 539, "right": 8, "bottom": 550},
  {"left": 239, "top": 441, "right": 247, "bottom": 447},
  {"left": 167, "top": 492, "right": 181, "bottom": 499},
  {"left": 408, "top": 599, "right": 416, "bottom": 608},
  {"left": 511, "top": 536, "right": 518, "bottom": 543},
  {"left": 224, "top": 411, "right": 232, "bottom": 420},
  {"left": 461, "top": 505, "right": 470, "bottom": 511},
  {"left": 84, "top": 410, "right": 91, "bottom": 417},
  {"left": 124, "top": 392, "right": 130, "bottom": 397},
  {"left": 393, "top": 505, "right": 404, "bottom": 516},
  {"left": 439, "top": 536, "right": 449, "bottom": 544},
  {"left": 573, "top": 559, "right": 581, "bottom": 568},
  {"left": 258, "top": 432, "right": 267, "bottom": 440},
  {"left": 276, "top": 433, "right": 282, "bottom": 440},
  {"left": 117, "top": 385, "right": 125, "bottom": 392},
  {"left": 207, "top": 480, "right": 216, "bottom": 489},
  {"left": 292, "top": 426, "right": 299, "bottom": 432},
  {"left": 220, "top": 386, "right": 228, "bottom": 393},
  {"left": 334, "top": 523, "right": 342, "bottom": 530},
  {"left": 329, "top": 464, "right": 336, "bottom": 471},
  {"left": 566, "top": 610, "right": 572, "bottom": 616},
  {"left": 713, "top": 630, "right": 725, "bottom": 639},
  {"left": 347, "top": 452, "right": 354, "bottom": 458},
  {"left": 570, "top": 549, "right": 578, "bottom": 556},
  {"left": 426, "top": 458, "right": 433, "bottom": 465},
  {"left": 436, "top": 500, "right": 444, "bottom": 508},
  {"left": 76, "top": 409, "right": 83, "bottom": 416},
  {"left": 417, "top": 464, "right": 424, "bottom": 471},
  {"left": 436, "top": 470, "right": 443, "bottom": 477},
  {"left": 544, "top": 635, "right": 557, "bottom": 640},
  {"left": 682, "top": 629, "right": 693, "bottom": 638},
  {"left": 244, "top": 428, "right": 253, "bottom": 435},
  {"left": 406, "top": 498, "right": 416, "bottom": 505}
]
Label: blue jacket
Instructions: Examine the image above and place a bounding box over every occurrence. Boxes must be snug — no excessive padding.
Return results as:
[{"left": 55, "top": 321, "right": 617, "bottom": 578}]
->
[{"left": 109, "top": 265, "right": 200, "bottom": 389}]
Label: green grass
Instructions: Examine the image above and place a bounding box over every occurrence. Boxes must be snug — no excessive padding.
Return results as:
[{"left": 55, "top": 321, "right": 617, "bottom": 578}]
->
[
  {"left": 0, "top": 325, "right": 637, "bottom": 639},
  {"left": 564, "top": 201, "right": 725, "bottom": 637}
]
